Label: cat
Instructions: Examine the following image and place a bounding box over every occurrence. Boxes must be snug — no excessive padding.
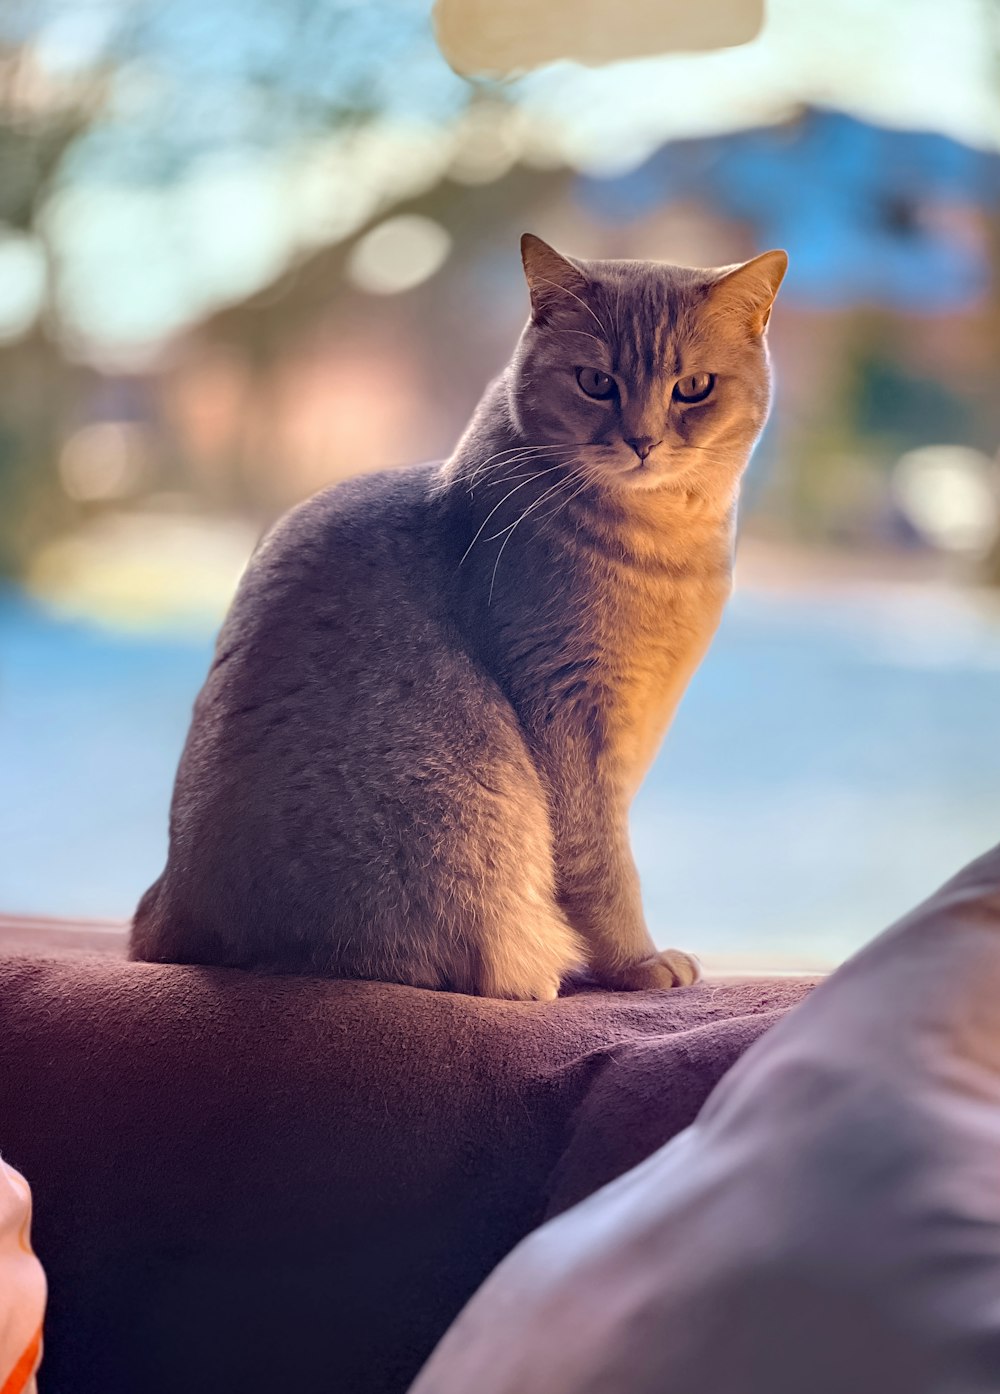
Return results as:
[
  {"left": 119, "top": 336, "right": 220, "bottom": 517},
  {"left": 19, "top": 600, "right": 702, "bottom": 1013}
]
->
[{"left": 131, "top": 233, "right": 786, "bottom": 1000}]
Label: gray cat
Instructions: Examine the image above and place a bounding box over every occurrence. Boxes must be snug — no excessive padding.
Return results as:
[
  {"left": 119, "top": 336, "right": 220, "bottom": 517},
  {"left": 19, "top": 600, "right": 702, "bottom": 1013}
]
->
[{"left": 132, "top": 234, "right": 786, "bottom": 999}]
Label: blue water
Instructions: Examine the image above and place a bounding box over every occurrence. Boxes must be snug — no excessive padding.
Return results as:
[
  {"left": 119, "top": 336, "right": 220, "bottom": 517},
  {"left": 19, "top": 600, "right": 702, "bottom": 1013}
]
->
[{"left": 3, "top": 585, "right": 999, "bottom": 969}]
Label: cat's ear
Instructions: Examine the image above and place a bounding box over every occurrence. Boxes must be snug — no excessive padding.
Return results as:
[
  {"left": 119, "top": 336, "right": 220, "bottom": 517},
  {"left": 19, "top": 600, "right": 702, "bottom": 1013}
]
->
[
  {"left": 520, "top": 233, "right": 589, "bottom": 323},
  {"left": 708, "top": 249, "right": 788, "bottom": 334}
]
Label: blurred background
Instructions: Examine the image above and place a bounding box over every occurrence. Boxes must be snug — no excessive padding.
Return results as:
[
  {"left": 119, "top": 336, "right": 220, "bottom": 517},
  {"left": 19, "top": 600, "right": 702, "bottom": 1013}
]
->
[{"left": 2, "top": 0, "right": 999, "bottom": 969}]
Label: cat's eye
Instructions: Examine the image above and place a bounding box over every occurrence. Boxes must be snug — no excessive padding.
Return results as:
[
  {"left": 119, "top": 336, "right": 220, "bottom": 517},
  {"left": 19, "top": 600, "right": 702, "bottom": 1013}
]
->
[
  {"left": 673, "top": 372, "right": 715, "bottom": 404},
  {"left": 576, "top": 367, "right": 617, "bottom": 400}
]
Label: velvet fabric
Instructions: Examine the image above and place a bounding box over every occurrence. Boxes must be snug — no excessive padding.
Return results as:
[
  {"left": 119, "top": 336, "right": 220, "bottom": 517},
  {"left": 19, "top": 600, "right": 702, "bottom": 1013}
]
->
[{"left": 0, "top": 942, "right": 808, "bottom": 1394}]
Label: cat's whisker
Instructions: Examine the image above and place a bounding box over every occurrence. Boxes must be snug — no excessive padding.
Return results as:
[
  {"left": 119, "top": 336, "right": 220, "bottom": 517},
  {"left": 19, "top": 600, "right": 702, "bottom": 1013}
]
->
[
  {"left": 513, "top": 472, "right": 592, "bottom": 540},
  {"left": 498, "top": 474, "right": 575, "bottom": 486},
  {"left": 486, "top": 469, "right": 588, "bottom": 604},
  {"left": 540, "top": 471, "right": 594, "bottom": 530},
  {"left": 558, "top": 329, "right": 607, "bottom": 350},
  {"left": 468, "top": 446, "right": 569, "bottom": 490},
  {"left": 460, "top": 460, "right": 577, "bottom": 567},
  {"left": 476, "top": 441, "right": 581, "bottom": 466},
  {"left": 474, "top": 448, "right": 580, "bottom": 494},
  {"left": 495, "top": 454, "right": 590, "bottom": 483},
  {"left": 478, "top": 443, "right": 576, "bottom": 469},
  {"left": 533, "top": 276, "right": 611, "bottom": 339},
  {"left": 481, "top": 445, "right": 580, "bottom": 476},
  {"left": 491, "top": 448, "right": 586, "bottom": 482},
  {"left": 486, "top": 476, "right": 581, "bottom": 606},
  {"left": 519, "top": 476, "right": 593, "bottom": 547},
  {"left": 471, "top": 444, "right": 582, "bottom": 490},
  {"left": 482, "top": 469, "right": 583, "bottom": 544}
]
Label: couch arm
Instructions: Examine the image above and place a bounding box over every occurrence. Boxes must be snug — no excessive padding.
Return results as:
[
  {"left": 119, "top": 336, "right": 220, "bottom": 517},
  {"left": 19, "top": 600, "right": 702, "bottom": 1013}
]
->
[{"left": 0, "top": 948, "right": 810, "bottom": 1394}]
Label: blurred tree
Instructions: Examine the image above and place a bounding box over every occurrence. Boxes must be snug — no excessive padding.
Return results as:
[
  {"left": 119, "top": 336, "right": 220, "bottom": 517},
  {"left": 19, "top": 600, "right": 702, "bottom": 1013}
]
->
[
  {"left": 0, "top": 35, "right": 103, "bottom": 575},
  {"left": 0, "top": 0, "right": 470, "bottom": 575}
]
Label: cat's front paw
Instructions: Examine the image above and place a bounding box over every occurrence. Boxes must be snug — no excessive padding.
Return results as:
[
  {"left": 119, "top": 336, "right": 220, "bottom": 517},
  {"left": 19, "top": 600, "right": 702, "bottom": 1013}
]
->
[{"left": 602, "top": 948, "right": 702, "bottom": 993}]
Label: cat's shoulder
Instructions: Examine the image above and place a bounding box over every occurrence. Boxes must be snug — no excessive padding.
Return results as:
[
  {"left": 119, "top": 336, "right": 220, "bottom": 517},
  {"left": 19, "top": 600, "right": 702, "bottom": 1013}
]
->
[{"left": 252, "top": 462, "right": 440, "bottom": 570}]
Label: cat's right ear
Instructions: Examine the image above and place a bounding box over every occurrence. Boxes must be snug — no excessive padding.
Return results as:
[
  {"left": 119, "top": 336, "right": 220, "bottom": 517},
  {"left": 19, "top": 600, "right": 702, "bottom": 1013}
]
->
[
  {"left": 708, "top": 250, "right": 788, "bottom": 335},
  {"left": 520, "top": 233, "right": 588, "bottom": 323}
]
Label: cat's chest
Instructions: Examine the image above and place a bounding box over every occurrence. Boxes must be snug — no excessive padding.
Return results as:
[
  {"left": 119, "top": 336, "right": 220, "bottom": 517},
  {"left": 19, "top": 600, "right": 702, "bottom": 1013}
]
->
[
  {"left": 593, "top": 573, "right": 729, "bottom": 769},
  {"left": 507, "top": 567, "right": 730, "bottom": 783}
]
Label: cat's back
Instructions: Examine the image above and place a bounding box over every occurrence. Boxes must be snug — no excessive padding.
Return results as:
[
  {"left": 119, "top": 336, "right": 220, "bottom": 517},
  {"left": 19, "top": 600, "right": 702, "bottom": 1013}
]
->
[
  {"left": 204, "top": 462, "right": 452, "bottom": 695},
  {"left": 166, "top": 460, "right": 465, "bottom": 832},
  {"left": 232, "top": 463, "right": 440, "bottom": 629}
]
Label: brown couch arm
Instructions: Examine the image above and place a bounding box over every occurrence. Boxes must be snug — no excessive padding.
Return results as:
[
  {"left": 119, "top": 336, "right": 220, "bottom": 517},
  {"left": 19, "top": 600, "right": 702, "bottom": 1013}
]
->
[{"left": 0, "top": 949, "right": 810, "bottom": 1394}]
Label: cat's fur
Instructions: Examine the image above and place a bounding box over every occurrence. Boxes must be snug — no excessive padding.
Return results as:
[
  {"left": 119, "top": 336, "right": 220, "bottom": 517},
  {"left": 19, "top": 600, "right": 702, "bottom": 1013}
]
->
[{"left": 131, "top": 234, "right": 786, "bottom": 999}]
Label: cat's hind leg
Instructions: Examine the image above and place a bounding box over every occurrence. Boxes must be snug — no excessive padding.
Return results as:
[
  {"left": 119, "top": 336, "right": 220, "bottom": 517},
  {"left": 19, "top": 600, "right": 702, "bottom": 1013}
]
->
[
  {"left": 402, "top": 771, "right": 584, "bottom": 1002},
  {"left": 465, "top": 886, "right": 582, "bottom": 1002},
  {"left": 306, "top": 692, "right": 584, "bottom": 1000}
]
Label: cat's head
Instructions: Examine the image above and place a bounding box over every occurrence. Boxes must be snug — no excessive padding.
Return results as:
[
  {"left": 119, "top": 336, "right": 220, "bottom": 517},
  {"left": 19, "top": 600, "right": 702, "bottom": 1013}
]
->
[{"left": 509, "top": 234, "right": 787, "bottom": 501}]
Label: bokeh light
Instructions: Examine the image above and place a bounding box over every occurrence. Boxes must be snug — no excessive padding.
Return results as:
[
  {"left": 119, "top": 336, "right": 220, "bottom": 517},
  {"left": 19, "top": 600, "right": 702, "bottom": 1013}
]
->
[
  {"left": 346, "top": 214, "right": 452, "bottom": 295},
  {"left": 58, "top": 422, "right": 151, "bottom": 502},
  {"left": 0, "top": 233, "right": 46, "bottom": 340},
  {"left": 893, "top": 446, "right": 1000, "bottom": 557}
]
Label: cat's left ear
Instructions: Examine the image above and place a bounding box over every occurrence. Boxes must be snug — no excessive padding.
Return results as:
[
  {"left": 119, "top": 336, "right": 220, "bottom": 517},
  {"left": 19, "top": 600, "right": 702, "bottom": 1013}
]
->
[
  {"left": 708, "top": 249, "right": 788, "bottom": 334},
  {"left": 520, "top": 232, "right": 589, "bottom": 323}
]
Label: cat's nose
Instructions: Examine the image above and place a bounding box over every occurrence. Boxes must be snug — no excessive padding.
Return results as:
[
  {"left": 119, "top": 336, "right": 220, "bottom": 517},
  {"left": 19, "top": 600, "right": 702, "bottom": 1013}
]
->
[{"left": 625, "top": 436, "right": 658, "bottom": 461}]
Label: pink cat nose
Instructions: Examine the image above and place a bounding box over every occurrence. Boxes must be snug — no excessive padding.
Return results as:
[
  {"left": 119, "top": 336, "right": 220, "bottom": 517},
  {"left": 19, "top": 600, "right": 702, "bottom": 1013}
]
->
[{"left": 625, "top": 436, "right": 658, "bottom": 461}]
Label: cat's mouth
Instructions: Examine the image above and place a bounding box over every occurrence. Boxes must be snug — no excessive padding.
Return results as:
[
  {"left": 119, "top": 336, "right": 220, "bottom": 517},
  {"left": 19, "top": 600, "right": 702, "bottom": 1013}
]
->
[
  {"left": 581, "top": 443, "right": 703, "bottom": 496},
  {"left": 603, "top": 451, "right": 717, "bottom": 499},
  {"left": 609, "top": 450, "right": 682, "bottom": 490}
]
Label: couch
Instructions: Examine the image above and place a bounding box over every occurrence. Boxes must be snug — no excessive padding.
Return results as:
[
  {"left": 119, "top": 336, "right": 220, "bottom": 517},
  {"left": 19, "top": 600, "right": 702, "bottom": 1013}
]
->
[{"left": 0, "top": 920, "right": 811, "bottom": 1394}]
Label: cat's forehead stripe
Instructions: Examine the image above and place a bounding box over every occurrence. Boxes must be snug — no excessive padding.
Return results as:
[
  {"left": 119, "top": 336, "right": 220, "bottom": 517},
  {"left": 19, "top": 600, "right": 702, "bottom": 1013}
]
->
[{"left": 588, "top": 274, "right": 689, "bottom": 385}]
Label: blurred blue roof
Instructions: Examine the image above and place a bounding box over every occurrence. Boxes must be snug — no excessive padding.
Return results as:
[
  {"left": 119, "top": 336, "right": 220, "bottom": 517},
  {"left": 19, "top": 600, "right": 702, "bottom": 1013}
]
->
[{"left": 577, "top": 108, "right": 1000, "bottom": 311}]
